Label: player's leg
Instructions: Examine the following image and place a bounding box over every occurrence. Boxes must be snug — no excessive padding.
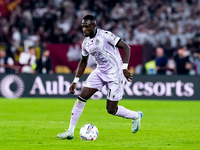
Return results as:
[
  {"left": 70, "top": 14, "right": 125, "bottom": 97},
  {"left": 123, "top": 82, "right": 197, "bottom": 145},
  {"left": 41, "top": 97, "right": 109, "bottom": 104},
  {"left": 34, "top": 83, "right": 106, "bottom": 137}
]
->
[
  {"left": 106, "top": 99, "right": 118, "bottom": 115},
  {"left": 68, "top": 87, "right": 98, "bottom": 134},
  {"left": 57, "top": 87, "right": 97, "bottom": 140},
  {"left": 57, "top": 70, "right": 103, "bottom": 139},
  {"left": 106, "top": 76, "right": 143, "bottom": 133},
  {"left": 106, "top": 99, "right": 139, "bottom": 119},
  {"left": 106, "top": 98, "right": 143, "bottom": 133}
]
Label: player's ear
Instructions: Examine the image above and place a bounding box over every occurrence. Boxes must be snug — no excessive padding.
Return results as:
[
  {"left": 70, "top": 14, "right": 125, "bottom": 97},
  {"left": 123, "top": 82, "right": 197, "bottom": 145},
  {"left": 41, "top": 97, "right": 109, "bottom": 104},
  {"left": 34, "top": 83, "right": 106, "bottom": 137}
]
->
[
  {"left": 91, "top": 21, "right": 96, "bottom": 27},
  {"left": 92, "top": 24, "right": 96, "bottom": 28}
]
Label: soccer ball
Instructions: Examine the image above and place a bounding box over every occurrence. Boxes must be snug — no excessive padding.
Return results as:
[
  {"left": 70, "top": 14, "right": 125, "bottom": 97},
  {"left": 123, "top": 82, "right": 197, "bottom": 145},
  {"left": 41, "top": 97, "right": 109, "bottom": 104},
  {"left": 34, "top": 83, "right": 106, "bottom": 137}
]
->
[{"left": 80, "top": 124, "right": 98, "bottom": 141}]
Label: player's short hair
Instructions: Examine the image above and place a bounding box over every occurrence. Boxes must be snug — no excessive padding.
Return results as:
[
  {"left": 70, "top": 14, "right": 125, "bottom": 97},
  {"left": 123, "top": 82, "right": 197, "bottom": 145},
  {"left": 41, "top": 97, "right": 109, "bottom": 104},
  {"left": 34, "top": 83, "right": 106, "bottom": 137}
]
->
[
  {"left": 83, "top": 15, "right": 95, "bottom": 21},
  {"left": 28, "top": 46, "right": 35, "bottom": 50}
]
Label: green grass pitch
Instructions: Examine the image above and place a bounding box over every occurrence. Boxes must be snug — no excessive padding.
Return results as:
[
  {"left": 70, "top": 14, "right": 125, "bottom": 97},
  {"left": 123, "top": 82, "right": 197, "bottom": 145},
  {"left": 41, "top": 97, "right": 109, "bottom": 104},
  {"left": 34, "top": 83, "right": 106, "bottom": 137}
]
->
[{"left": 0, "top": 98, "right": 200, "bottom": 150}]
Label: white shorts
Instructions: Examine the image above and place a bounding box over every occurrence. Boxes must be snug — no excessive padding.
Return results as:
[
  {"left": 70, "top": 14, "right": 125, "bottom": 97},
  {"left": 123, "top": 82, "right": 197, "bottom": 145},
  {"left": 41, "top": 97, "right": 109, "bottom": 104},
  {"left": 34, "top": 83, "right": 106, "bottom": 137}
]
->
[{"left": 83, "top": 69, "right": 126, "bottom": 101}]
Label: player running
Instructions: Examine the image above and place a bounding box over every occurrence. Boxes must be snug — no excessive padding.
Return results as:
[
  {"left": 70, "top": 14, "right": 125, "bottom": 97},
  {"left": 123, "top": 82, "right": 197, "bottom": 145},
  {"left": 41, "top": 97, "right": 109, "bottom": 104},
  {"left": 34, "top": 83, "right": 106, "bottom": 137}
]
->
[{"left": 57, "top": 15, "right": 143, "bottom": 140}]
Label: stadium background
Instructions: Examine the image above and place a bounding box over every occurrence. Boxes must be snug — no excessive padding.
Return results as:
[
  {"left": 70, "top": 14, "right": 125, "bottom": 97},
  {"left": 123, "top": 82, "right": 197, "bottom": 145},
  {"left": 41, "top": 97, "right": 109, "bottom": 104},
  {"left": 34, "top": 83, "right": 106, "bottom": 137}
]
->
[
  {"left": 0, "top": 1, "right": 200, "bottom": 150},
  {"left": 0, "top": 0, "right": 200, "bottom": 99}
]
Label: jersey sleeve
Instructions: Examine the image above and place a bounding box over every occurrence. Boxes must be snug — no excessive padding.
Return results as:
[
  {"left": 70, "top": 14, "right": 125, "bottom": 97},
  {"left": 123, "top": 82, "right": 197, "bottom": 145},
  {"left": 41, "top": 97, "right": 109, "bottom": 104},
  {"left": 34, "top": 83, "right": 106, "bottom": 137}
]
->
[
  {"left": 103, "top": 31, "right": 121, "bottom": 46},
  {"left": 82, "top": 40, "right": 89, "bottom": 56}
]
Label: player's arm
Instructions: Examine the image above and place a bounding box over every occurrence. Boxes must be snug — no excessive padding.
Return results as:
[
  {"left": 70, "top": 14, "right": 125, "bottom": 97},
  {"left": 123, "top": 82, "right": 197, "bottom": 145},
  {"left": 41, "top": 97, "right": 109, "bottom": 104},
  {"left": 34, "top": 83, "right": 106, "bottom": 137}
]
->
[
  {"left": 75, "top": 55, "right": 88, "bottom": 78},
  {"left": 116, "top": 40, "right": 132, "bottom": 82},
  {"left": 69, "top": 55, "right": 89, "bottom": 94}
]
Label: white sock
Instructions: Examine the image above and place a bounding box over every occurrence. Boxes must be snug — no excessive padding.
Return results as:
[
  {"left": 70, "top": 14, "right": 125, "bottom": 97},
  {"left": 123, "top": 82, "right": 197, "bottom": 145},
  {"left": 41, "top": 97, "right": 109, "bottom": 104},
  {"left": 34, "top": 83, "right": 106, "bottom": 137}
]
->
[
  {"left": 115, "top": 105, "right": 138, "bottom": 119},
  {"left": 68, "top": 99, "right": 86, "bottom": 133},
  {"left": 68, "top": 123, "right": 76, "bottom": 133}
]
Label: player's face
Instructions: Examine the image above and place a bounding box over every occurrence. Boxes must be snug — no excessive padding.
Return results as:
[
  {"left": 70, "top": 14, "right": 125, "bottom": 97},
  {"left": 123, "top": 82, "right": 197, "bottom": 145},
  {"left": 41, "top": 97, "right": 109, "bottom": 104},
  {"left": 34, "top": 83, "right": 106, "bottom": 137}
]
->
[
  {"left": 156, "top": 48, "right": 164, "bottom": 58},
  {"left": 29, "top": 48, "right": 35, "bottom": 55},
  {"left": 81, "top": 19, "right": 96, "bottom": 37}
]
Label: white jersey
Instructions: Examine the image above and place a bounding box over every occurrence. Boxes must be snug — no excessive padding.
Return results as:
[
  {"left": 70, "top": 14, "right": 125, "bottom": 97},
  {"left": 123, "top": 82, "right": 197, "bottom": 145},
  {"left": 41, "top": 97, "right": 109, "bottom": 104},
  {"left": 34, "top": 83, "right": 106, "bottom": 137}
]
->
[
  {"left": 19, "top": 52, "right": 36, "bottom": 73},
  {"left": 82, "top": 29, "right": 123, "bottom": 74}
]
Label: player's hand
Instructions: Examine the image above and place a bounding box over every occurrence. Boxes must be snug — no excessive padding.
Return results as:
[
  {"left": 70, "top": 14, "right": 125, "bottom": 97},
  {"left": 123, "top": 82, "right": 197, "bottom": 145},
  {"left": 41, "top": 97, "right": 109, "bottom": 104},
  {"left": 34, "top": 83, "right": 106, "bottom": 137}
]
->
[
  {"left": 69, "top": 83, "right": 77, "bottom": 94},
  {"left": 123, "top": 69, "right": 132, "bottom": 82}
]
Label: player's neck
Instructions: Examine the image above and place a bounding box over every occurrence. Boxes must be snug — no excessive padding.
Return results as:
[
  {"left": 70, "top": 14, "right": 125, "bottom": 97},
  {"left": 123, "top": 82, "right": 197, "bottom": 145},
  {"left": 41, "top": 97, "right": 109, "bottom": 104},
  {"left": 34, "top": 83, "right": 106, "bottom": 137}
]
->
[{"left": 89, "top": 29, "right": 97, "bottom": 39}]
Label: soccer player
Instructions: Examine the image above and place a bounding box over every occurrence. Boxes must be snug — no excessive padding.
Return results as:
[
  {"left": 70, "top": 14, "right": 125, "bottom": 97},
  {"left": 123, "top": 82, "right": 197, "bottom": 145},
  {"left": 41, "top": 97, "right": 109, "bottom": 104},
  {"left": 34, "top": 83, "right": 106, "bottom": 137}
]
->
[{"left": 57, "top": 15, "right": 143, "bottom": 140}]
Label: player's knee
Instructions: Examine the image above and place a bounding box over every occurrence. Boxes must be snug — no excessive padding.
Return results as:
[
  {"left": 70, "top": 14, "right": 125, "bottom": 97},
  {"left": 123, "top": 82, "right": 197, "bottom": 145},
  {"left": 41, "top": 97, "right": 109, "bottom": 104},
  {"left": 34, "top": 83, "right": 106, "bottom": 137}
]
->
[{"left": 107, "top": 108, "right": 116, "bottom": 115}]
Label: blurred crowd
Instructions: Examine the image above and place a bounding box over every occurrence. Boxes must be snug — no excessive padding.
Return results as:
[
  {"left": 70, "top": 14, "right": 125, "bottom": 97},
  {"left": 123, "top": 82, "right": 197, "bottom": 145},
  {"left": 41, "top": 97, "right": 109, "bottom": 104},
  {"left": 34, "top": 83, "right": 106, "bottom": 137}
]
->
[{"left": 0, "top": 0, "right": 200, "bottom": 75}]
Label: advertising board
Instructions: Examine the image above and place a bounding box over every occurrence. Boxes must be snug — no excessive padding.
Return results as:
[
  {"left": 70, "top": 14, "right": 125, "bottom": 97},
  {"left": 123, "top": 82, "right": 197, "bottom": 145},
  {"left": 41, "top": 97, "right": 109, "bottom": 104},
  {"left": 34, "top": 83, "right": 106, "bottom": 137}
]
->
[{"left": 0, "top": 74, "right": 199, "bottom": 100}]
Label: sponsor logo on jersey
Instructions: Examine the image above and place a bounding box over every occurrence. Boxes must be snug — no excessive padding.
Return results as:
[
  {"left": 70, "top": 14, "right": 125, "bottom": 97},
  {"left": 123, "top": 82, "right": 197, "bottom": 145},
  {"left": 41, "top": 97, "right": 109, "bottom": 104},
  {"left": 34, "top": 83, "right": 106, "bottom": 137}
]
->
[{"left": 95, "top": 39, "right": 99, "bottom": 45}]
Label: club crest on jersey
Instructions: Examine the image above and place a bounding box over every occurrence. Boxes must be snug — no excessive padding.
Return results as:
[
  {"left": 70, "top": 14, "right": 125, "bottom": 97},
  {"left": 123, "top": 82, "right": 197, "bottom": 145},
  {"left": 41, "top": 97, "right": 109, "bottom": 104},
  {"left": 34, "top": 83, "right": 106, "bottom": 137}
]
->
[{"left": 95, "top": 39, "right": 100, "bottom": 45}]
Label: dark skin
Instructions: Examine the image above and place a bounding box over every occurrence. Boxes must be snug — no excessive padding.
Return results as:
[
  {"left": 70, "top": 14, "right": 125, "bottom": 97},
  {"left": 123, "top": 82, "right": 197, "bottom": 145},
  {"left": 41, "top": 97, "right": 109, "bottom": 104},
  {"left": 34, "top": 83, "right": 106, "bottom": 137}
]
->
[{"left": 69, "top": 19, "right": 132, "bottom": 114}]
